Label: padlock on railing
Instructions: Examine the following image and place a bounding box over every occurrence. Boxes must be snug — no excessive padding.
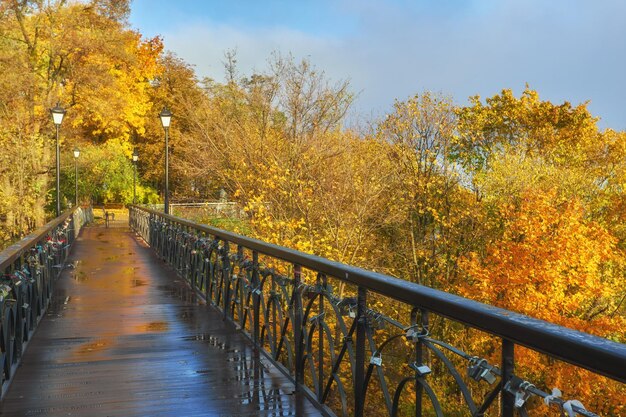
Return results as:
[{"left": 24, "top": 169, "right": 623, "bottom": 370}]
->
[
  {"left": 467, "top": 357, "right": 498, "bottom": 384},
  {"left": 504, "top": 376, "right": 535, "bottom": 408},
  {"left": 0, "top": 283, "right": 12, "bottom": 302},
  {"left": 370, "top": 351, "right": 383, "bottom": 367},
  {"left": 405, "top": 325, "right": 428, "bottom": 342},
  {"left": 408, "top": 362, "right": 432, "bottom": 377},
  {"left": 337, "top": 297, "right": 357, "bottom": 318}
]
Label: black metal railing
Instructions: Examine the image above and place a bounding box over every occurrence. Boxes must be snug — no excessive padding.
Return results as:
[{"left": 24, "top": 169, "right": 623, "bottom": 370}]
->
[
  {"left": 129, "top": 205, "right": 626, "bottom": 417},
  {"left": 0, "top": 206, "right": 92, "bottom": 397}
]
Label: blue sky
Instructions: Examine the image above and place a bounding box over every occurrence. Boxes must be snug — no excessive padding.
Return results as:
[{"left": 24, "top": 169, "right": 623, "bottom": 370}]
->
[{"left": 129, "top": 0, "right": 626, "bottom": 130}]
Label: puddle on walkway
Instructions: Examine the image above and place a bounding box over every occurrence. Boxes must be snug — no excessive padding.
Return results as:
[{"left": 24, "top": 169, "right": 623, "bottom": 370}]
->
[
  {"left": 75, "top": 339, "right": 111, "bottom": 355},
  {"left": 136, "top": 321, "right": 169, "bottom": 332},
  {"left": 183, "top": 334, "right": 228, "bottom": 350}
]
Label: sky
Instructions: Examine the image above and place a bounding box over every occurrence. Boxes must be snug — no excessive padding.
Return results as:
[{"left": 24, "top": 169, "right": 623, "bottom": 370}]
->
[{"left": 129, "top": 0, "right": 626, "bottom": 130}]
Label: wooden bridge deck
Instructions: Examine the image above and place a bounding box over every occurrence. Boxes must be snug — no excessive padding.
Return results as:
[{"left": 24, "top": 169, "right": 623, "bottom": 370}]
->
[{"left": 0, "top": 221, "right": 320, "bottom": 416}]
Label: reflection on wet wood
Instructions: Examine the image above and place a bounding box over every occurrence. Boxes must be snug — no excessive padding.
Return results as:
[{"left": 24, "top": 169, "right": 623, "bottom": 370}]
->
[{"left": 0, "top": 224, "right": 321, "bottom": 416}]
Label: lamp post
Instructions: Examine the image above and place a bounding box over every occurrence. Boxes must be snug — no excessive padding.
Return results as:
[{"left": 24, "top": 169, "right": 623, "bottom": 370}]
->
[
  {"left": 132, "top": 148, "right": 139, "bottom": 204},
  {"left": 50, "top": 103, "right": 66, "bottom": 217},
  {"left": 73, "top": 147, "right": 80, "bottom": 207},
  {"left": 159, "top": 107, "right": 172, "bottom": 214}
]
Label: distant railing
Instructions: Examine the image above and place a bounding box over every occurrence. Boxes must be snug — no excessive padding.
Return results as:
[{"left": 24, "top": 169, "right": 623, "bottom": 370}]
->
[
  {"left": 129, "top": 205, "right": 626, "bottom": 417},
  {"left": 0, "top": 206, "right": 92, "bottom": 397},
  {"left": 160, "top": 201, "right": 245, "bottom": 219}
]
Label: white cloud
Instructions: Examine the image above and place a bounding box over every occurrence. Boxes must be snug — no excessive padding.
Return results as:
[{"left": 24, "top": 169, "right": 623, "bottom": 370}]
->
[{"left": 160, "top": 0, "right": 626, "bottom": 129}]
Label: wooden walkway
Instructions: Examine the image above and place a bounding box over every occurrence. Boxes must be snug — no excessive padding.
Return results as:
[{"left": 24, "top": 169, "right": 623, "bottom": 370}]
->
[{"left": 0, "top": 221, "right": 321, "bottom": 416}]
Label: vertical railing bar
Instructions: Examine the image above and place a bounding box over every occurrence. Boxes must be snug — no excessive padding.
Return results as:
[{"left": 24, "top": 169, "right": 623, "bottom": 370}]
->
[
  {"left": 236, "top": 245, "right": 244, "bottom": 324},
  {"left": 222, "top": 241, "right": 231, "bottom": 319},
  {"left": 318, "top": 273, "right": 327, "bottom": 401},
  {"left": 294, "top": 264, "right": 304, "bottom": 389},
  {"left": 414, "top": 308, "right": 429, "bottom": 417},
  {"left": 252, "top": 251, "right": 260, "bottom": 346},
  {"left": 501, "top": 338, "right": 515, "bottom": 417},
  {"left": 355, "top": 285, "right": 367, "bottom": 417}
]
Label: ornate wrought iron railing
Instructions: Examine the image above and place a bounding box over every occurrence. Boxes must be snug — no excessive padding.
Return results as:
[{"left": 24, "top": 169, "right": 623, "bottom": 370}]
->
[
  {"left": 129, "top": 205, "right": 626, "bottom": 417},
  {"left": 0, "top": 206, "right": 92, "bottom": 397}
]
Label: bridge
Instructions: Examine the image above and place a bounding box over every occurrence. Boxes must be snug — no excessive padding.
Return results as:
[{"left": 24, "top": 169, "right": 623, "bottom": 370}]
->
[{"left": 0, "top": 206, "right": 624, "bottom": 417}]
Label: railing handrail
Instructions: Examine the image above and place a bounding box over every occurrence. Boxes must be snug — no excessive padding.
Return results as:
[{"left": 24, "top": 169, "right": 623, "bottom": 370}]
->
[
  {"left": 131, "top": 205, "right": 626, "bottom": 384},
  {"left": 169, "top": 201, "right": 238, "bottom": 207},
  {"left": 0, "top": 207, "right": 78, "bottom": 271}
]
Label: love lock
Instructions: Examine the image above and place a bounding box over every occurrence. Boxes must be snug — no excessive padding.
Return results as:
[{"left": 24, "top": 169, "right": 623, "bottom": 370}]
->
[
  {"left": 514, "top": 387, "right": 532, "bottom": 408},
  {"left": 504, "top": 377, "right": 535, "bottom": 408},
  {"left": 467, "top": 360, "right": 482, "bottom": 380},
  {"left": 348, "top": 307, "right": 356, "bottom": 319},
  {"left": 405, "top": 328, "right": 419, "bottom": 341},
  {"left": 0, "top": 284, "right": 12, "bottom": 302},
  {"left": 480, "top": 367, "right": 497, "bottom": 384},
  {"left": 405, "top": 326, "right": 427, "bottom": 342},
  {"left": 467, "top": 358, "right": 497, "bottom": 384},
  {"left": 408, "top": 362, "right": 432, "bottom": 377},
  {"left": 370, "top": 352, "right": 383, "bottom": 367}
]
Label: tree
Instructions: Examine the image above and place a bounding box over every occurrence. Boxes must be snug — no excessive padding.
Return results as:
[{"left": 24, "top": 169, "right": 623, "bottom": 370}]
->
[
  {"left": 375, "top": 92, "right": 484, "bottom": 288},
  {"left": 459, "top": 189, "right": 625, "bottom": 414},
  {"left": 0, "top": 0, "right": 162, "bottom": 243}
]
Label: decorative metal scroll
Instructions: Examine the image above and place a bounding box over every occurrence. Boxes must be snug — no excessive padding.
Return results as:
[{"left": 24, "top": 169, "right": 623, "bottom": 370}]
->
[
  {"left": 0, "top": 207, "right": 91, "bottom": 397},
  {"left": 130, "top": 206, "right": 623, "bottom": 417}
]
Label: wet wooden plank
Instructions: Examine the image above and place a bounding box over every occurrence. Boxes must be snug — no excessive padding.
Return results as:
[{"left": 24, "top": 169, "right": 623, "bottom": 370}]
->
[{"left": 0, "top": 223, "right": 322, "bottom": 416}]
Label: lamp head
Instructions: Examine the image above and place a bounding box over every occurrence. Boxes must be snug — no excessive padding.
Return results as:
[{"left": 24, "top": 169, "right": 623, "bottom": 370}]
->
[
  {"left": 50, "top": 102, "right": 66, "bottom": 126},
  {"left": 73, "top": 148, "right": 80, "bottom": 158},
  {"left": 159, "top": 106, "right": 172, "bottom": 128}
]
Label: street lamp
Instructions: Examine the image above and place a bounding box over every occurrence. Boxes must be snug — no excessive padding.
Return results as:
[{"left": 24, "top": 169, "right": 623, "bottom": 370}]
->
[
  {"left": 159, "top": 106, "right": 172, "bottom": 214},
  {"left": 73, "top": 147, "right": 80, "bottom": 207},
  {"left": 132, "top": 148, "right": 139, "bottom": 204},
  {"left": 50, "top": 102, "right": 66, "bottom": 217}
]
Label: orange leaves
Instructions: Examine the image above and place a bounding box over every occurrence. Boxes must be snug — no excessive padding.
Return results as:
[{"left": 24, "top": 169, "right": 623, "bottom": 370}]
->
[
  {"left": 461, "top": 189, "right": 621, "bottom": 326},
  {"left": 457, "top": 189, "right": 626, "bottom": 410}
]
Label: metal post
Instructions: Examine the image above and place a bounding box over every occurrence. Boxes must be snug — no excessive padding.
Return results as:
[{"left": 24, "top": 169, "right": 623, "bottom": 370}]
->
[
  {"left": 222, "top": 241, "right": 231, "bottom": 319},
  {"left": 501, "top": 339, "right": 515, "bottom": 417},
  {"left": 318, "top": 274, "right": 327, "bottom": 401},
  {"left": 55, "top": 124, "right": 60, "bottom": 217},
  {"left": 355, "top": 286, "right": 367, "bottom": 417},
  {"left": 294, "top": 264, "right": 304, "bottom": 389},
  {"left": 133, "top": 160, "right": 137, "bottom": 204},
  {"left": 415, "top": 309, "right": 429, "bottom": 417},
  {"left": 164, "top": 126, "right": 169, "bottom": 214},
  {"left": 252, "top": 251, "right": 260, "bottom": 345},
  {"left": 75, "top": 156, "right": 78, "bottom": 207}
]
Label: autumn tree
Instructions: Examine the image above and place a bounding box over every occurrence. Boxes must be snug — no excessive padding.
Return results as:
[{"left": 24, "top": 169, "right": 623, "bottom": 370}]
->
[
  {"left": 374, "top": 92, "right": 485, "bottom": 288},
  {"left": 0, "top": 0, "right": 162, "bottom": 244},
  {"left": 455, "top": 88, "right": 625, "bottom": 414}
]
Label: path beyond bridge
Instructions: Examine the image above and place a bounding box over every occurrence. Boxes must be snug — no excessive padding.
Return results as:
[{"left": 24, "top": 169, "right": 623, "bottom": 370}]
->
[{"left": 0, "top": 220, "right": 319, "bottom": 416}]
